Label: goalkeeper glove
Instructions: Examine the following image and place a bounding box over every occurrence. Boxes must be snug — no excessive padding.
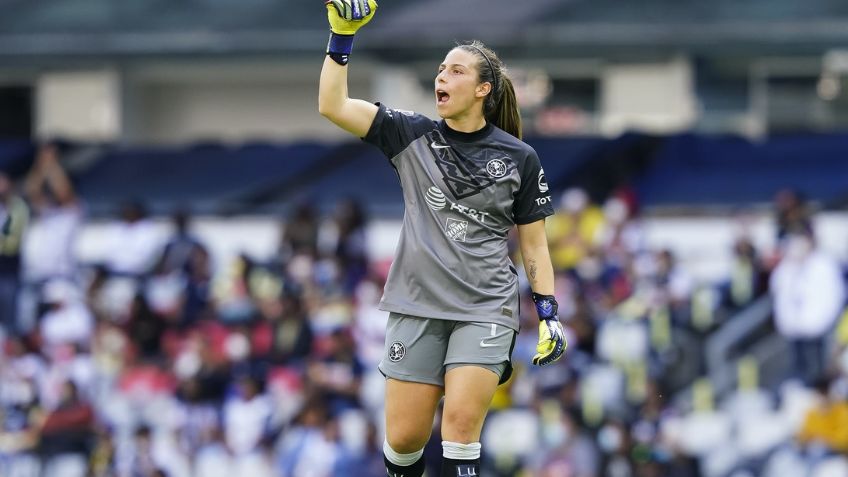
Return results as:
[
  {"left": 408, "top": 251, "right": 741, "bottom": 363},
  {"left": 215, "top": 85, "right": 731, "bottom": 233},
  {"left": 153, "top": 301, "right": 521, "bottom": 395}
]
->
[
  {"left": 325, "top": 0, "right": 378, "bottom": 65},
  {"left": 531, "top": 293, "right": 566, "bottom": 366}
]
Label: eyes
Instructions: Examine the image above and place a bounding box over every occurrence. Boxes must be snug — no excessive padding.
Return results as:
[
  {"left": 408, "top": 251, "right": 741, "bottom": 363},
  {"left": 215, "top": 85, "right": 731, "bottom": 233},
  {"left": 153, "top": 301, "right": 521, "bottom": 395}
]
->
[{"left": 438, "top": 66, "right": 465, "bottom": 76}]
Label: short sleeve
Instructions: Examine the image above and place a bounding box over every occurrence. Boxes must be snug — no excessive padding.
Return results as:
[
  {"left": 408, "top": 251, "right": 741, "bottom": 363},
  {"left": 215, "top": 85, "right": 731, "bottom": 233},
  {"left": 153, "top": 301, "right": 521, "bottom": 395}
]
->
[
  {"left": 512, "top": 149, "right": 555, "bottom": 225},
  {"left": 363, "top": 103, "right": 437, "bottom": 159}
]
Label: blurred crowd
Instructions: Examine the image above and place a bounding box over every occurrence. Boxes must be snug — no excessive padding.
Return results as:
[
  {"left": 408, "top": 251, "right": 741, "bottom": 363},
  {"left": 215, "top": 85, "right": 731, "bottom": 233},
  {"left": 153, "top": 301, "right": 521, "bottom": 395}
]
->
[{"left": 0, "top": 146, "right": 847, "bottom": 477}]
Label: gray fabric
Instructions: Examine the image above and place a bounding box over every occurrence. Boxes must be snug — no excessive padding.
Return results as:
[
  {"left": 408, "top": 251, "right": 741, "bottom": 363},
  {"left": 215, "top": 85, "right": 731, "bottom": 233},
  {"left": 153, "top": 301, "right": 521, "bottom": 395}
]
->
[
  {"left": 365, "top": 104, "right": 554, "bottom": 331},
  {"left": 378, "top": 313, "right": 514, "bottom": 387}
]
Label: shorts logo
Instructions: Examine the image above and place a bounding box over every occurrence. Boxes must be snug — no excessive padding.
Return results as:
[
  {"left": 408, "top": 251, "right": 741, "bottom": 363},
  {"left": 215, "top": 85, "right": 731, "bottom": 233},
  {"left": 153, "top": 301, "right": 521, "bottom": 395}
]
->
[
  {"left": 480, "top": 324, "right": 500, "bottom": 348},
  {"left": 538, "top": 169, "right": 549, "bottom": 193},
  {"left": 445, "top": 218, "right": 468, "bottom": 242},
  {"left": 425, "top": 186, "right": 447, "bottom": 210},
  {"left": 486, "top": 159, "right": 507, "bottom": 178},
  {"left": 388, "top": 341, "right": 406, "bottom": 362}
]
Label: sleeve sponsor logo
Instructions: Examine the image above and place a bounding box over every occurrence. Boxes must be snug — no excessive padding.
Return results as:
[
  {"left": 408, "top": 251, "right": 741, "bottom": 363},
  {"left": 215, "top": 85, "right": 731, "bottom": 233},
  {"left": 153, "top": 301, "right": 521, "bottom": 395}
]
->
[
  {"left": 535, "top": 196, "right": 552, "bottom": 206},
  {"left": 387, "top": 108, "right": 415, "bottom": 118},
  {"left": 538, "top": 169, "right": 549, "bottom": 193}
]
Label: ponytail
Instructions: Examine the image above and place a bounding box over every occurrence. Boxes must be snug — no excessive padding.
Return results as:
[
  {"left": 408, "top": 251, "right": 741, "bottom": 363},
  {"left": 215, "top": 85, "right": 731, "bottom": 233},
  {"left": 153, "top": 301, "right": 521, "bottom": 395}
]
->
[
  {"left": 491, "top": 75, "right": 522, "bottom": 140},
  {"left": 458, "top": 40, "right": 523, "bottom": 140}
]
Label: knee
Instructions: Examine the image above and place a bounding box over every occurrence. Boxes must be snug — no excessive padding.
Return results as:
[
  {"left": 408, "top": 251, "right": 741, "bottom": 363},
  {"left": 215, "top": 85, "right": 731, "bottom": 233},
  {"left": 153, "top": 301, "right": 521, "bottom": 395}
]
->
[
  {"left": 441, "top": 409, "right": 481, "bottom": 444},
  {"left": 386, "top": 428, "right": 430, "bottom": 454}
]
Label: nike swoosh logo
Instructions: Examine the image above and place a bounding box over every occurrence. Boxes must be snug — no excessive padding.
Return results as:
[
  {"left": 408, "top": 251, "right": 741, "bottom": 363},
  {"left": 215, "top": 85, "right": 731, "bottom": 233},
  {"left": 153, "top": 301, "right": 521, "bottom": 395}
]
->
[
  {"left": 431, "top": 141, "right": 450, "bottom": 149},
  {"left": 480, "top": 323, "right": 499, "bottom": 348}
]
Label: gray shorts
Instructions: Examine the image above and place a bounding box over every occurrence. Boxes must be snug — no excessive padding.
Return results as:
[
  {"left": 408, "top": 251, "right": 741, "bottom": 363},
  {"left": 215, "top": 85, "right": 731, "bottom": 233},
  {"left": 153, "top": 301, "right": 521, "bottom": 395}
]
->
[{"left": 378, "top": 313, "right": 517, "bottom": 387}]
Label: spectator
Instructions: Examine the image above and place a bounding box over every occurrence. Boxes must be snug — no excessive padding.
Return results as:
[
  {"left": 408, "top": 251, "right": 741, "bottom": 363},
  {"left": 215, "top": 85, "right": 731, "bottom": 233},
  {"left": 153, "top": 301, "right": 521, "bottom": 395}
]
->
[
  {"left": 267, "top": 289, "right": 313, "bottom": 365},
  {"left": 770, "top": 229, "right": 845, "bottom": 384},
  {"left": 183, "top": 245, "right": 213, "bottom": 325},
  {"left": 159, "top": 210, "right": 206, "bottom": 277},
  {"left": 38, "top": 381, "right": 94, "bottom": 477},
  {"left": 89, "top": 429, "right": 118, "bottom": 477},
  {"left": 306, "top": 327, "right": 363, "bottom": 416},
  {"left": 280, "top": 202, "right": 320, "bottom": 261},
  {"left": 334, "top": 421, "right": 385, "bottom": 477},
  {"left": 773, "top": 188, "right": 812, "bottom": 242},
  {"left": 597, "top": 419, "right": 635, "bottom": 477},
  {"left": 547, "top": 187, "right": 605, "bottom": 272},
  {"left": 126, "top": 293, "right": 166, "bottom": 361},
  {"left": 323, "top": 198, "right": 368, "bottom": 292},
  {"left": 222, "top": 375, "right": 272, "bottom": 457},
  {"left": 533, "top": 406, "right": 600, "bottom": 477},
  {"left": 654, "top": 249, "right": 692, "bottom": 310},
  {"left": 0, "top": 170, "right": 29, "bottom": 335},
  {"left": 173, "top": 377, "right": 219, "bottom": 457},
  {"left": 144, "top": 210, "right": 210, "bottom": 329},
  {"left": 145, "top": 257, "right": 188, "bottom": 328},
  {"left": 0, "top": 374, "right": 41, "bottom": 477},
  {"left": 39, "top": 280, "right": 94, "bottom": 350},
  {"left": 277, "top": 399, "right": 342, "bottom": 477},
  {"left": 124, "top": 425, "right": 159, "bottom": 477},
  {"left": 193, "top": 426, "right": 232, "bottom": 477},
  {"left": 105, "top": 201, "right": 162, "bottom": 278},
  {"left": 22, "top": 144, "right": 82, "bottom": 285},
  {"left": 797, "top": 378, "right": 848, "bottom": 455},
  {"left": 724, "top": 237, "right": 765, "bottom": 310}
]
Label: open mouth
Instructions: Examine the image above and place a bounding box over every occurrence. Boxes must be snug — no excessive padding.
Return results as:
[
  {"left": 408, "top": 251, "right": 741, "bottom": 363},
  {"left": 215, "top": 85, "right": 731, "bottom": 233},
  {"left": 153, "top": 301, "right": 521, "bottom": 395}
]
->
[{"left": 436, "top": 90, "right": 450, "bottom": 105}]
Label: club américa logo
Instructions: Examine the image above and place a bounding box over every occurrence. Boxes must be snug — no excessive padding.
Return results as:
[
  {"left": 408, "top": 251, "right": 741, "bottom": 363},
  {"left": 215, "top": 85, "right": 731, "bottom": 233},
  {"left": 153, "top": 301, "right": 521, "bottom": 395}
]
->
[
  {"left": 486, "top": 159, "right": 507, "bottom": 178},
  {"left": 388, "top": 341, "right": 406, "bottom": 362}
]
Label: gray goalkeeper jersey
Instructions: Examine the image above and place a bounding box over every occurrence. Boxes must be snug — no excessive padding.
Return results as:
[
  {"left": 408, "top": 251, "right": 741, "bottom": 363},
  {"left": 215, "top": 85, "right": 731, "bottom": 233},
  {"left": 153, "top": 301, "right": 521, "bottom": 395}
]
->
[{"left": 364, "top": 104, "right": 554, "bottom": 331}]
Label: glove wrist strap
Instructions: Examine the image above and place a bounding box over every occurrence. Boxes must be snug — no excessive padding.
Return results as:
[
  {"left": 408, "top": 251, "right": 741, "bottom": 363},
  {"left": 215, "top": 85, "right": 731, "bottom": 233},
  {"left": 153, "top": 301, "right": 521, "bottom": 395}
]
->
[
  {"left": 531, "top": 292, "right": 555, "bottom": 302},
  {"left": 327, "top": 32, "right": 354, "bottom": 66},
  {"left": 531, "top": 292, "right": 558, "bottom": 321}
]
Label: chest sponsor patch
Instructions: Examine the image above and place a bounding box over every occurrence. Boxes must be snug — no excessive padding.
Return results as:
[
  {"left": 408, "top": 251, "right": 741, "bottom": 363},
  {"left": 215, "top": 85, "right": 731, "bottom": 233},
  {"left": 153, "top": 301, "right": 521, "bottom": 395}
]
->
[{"left": 445, "top": 218, "right": 468, "bottom": 242}]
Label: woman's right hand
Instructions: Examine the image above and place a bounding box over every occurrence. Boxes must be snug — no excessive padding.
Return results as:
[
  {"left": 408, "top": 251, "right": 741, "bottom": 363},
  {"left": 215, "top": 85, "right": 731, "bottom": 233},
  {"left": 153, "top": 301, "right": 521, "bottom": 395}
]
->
[{"left": 325, "top": 0, "right": 378, "bottom": 35}]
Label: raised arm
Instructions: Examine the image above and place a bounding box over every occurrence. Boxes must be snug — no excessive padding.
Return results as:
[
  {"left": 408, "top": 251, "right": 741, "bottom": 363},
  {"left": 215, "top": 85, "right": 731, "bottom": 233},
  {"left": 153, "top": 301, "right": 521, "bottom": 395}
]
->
[
  {"left": 25, "top": 144, "right": 77, "bottom": 211},
  {"left": 318, "top": 0, "right": 379, "bottom": 138},
  {"left": 319, "top": 57, "right": 378, "bottom": 138}
]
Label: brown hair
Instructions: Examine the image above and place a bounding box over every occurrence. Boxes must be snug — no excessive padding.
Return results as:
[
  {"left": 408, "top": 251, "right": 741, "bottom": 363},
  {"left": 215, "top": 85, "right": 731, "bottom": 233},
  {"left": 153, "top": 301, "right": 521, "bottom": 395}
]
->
[{"left": 456, "top": 40, "right": 522, "bottom": 139}]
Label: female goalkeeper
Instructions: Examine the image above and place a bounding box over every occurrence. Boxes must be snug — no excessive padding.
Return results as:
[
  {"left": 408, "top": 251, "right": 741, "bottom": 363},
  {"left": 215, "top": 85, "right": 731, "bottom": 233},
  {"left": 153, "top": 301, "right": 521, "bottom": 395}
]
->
[{"left": 318, "top": 2, "right": 566, "bottom": 476}]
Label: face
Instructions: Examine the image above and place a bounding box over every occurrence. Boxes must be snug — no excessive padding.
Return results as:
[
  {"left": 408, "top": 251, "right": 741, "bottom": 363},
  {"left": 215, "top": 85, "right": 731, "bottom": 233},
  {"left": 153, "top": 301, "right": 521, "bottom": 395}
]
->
[{"left": 435, "top": 48, "right": 491, "bottom": 120}]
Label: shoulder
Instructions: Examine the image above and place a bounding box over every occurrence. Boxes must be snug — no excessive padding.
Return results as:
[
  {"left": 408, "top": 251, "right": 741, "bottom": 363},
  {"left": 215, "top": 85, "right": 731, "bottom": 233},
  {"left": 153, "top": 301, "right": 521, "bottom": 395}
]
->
[
  {"left": 376, "top": 103, "right": 437, "bottom": 128},
  {"left": 489, "top": 126, "right": 538, "bottom": 160}
]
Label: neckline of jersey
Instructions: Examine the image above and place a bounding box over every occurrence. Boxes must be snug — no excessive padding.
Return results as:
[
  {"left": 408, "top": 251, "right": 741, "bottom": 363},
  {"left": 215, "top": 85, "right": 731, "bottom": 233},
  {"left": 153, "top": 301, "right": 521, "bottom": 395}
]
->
[{"left": 438, "top": 120, "right": 494, "bottom": 143}]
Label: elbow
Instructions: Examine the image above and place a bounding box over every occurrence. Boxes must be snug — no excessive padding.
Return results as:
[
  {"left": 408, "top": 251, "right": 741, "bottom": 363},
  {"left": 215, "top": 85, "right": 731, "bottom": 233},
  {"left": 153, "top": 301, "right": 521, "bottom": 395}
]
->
[
  {"left": 317, "top": 95, "right": 338, "bottom": 120},
  {"left": 318, "top": 100, "right": 332, "bottom": 119}
]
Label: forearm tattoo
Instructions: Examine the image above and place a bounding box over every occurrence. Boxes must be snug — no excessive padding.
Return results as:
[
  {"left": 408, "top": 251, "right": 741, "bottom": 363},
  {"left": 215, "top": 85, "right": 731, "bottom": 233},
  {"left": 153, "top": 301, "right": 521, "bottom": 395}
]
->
[{"left": 528, "top": 259, "right": 538, "bottom": 280}]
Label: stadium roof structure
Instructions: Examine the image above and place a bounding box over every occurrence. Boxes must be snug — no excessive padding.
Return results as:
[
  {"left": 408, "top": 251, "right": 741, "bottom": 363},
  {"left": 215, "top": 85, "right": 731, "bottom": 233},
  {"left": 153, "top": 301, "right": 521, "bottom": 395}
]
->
[{"left": 2, "top": 0, "right": 848, "bottom": 60}]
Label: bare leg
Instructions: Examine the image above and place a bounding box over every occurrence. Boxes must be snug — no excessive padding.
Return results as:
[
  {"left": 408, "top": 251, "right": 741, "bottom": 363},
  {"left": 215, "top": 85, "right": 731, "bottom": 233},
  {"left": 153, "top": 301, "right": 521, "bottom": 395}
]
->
[
  {"left": 384, "top": 378, "right": 443, "bottom": 451},
  {"left": 441, "top": 365, "right": 499, "bottom": 443},
  {"left": 439, "top": 365, "right": 500, "bottom": 477}
]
